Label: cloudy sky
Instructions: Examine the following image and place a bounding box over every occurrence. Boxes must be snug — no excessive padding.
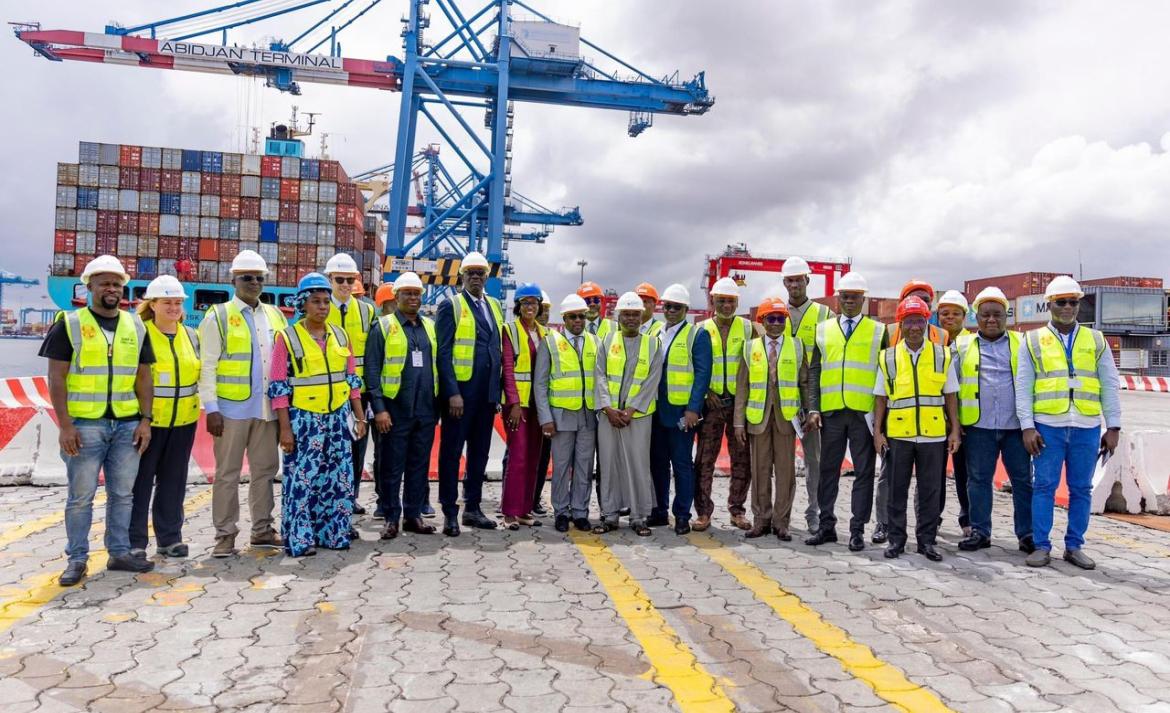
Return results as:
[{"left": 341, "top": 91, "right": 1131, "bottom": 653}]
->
[{"left": 5, "top": 0, "right": 1170, "bottom": 313}]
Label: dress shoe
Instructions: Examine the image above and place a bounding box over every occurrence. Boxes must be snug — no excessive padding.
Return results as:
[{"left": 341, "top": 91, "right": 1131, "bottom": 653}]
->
[
  {"left": 442, "top": 518, "right": 461, "bottom": 537},
  {"left": 917, "top": 544, "right": 943, "bottom": 562},
  {"left": 619, "top": 507, "right": 631, "bottom": 517},
  {"left": 691, "top": 515, "right": 711, "bottom": 532},
  {"left": 884, "top": 544, "right": 904, "bottom": 559},
  {"left": 674, "top": 520, "right": 692, "bottom": 535},
  {"left": 59, "top": 561, "right": 87, "bottom": 586},
  {"left": 373, "top": 507, "right": 385, "bottom": 520},
  {"left": 1025, "top": 548, "right": 1051, "bottom": 567},
  {"left": 250, "top": 532, "right": 283, "bottom": 549},
  {"left": 1063, "top": 548, "right": 1096, "bottom": 570},
  {"left": 352, "top": 503, "right": 367, "bottom": 515},
  {"left": 108, "top": 553, "right": 155, "bottom": 573},
  {"left": 958, "top": 533, "right": 991, "bottom": 551},
  {"left": 422, "top": 503, "right": 436, "bottom": 518},
  {"left": 745, "top": 522, "right": 771, "bottom": 539},
  {"left": 555, "top": 515, "right": 570, "bottom": 532},
  {"left": 806, "top": 518, "right": 820, "bottom": 534},
  {"left": 646, "top": 513, "right": 670, "bottom": 527},
  {"left": 804, "top": 530, "right": 838, "bottom": 546},
  {"left": 159, "top": 543, "right": 189, "bottom": 558},
  {"left": 730, "top": 514, "right": 752, "bottom": 531},
  {"left": 462, "top": 510, "right": 498, "bottom": 530},
  {"left": 774, "top": 528, "right": 792, "bottom": 542},
  {"left": 848, "top": 533, "right": 865, "bottom": 552},
  {"left": 573, "top": 517, "right": 593, "bottom": 532},
  {"left": 403, "top": 518, "right": 436, "bottom": 535},
  {"left": 1018, "top": 534, "right": 1036, "bottom": 554},
  {"left": 380, "top": 523, "right": 399, "bottom": 540},
  {"left": 212, "top": 536, "right": 236, "bottom": 558},
  {"left": 532, "top": 504, "right": 549, "bottom": 516},
  {"left": 130, "top": 548, "right": 148, "bottom": 559},
  {"left": 871, "top": 524, "right": 888, "bottom": 544},
  {"left": 348, "top": 528, "right": 361, "bottom": 541}
]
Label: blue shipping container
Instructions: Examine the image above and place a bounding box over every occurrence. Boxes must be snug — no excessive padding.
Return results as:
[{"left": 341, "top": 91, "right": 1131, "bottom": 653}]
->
[
  {"left": 138, "top": 258, "right": 158, "bottom": 277},
  {"left": 260, "top": 220, "right": 279, "bottom": 242},
  {"left": 160, "top": 193, "right": 182, "bottom": 214},
  {"left": 299, "top": 159, "right": 320, "bottom": 180},
  {"left": 76, "top": 187, "right": 99, "bottom": 209},
  {"left": 181, "top": 150, "right": 202, "bottom": 171},
  {"left": 201, "top": 151, "right": 223, "bottom": 174}
]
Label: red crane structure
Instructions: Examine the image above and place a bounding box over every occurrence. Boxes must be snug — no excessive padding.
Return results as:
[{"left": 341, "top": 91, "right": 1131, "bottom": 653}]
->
[{"left": 704, "top": 243, "right": 851, "bottom": 296}]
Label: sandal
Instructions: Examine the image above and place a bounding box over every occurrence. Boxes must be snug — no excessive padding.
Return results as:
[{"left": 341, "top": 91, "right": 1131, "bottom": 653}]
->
[
  {"left": 592, "top": 522, "right": 617, "bottom": 534},
  {"left": 518, "top": 515, "right": 542, "bottom": 527},
  {"left": 504, "top": 517, "right": 520, "bottom": 531},
  {"left": 633, "top": 524, "right": 652, "bottom": 537}
]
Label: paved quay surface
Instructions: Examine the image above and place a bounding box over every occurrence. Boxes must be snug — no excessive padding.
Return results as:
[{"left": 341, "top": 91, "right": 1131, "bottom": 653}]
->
[{"left": 0, "top": 475, "right": 1168, "bottom": 713}]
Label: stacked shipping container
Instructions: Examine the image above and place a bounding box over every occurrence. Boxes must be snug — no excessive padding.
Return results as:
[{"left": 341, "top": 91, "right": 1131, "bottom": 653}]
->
[{"left": 53, "top": 142, "right": 385, "bottom": 288}]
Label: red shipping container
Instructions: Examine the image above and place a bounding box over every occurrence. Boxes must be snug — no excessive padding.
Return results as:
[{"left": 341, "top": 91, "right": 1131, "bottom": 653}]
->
[
  {"left": 335, "top": 227, "right": 355, "bottom": 250},
  {"left": 179, "top": 239, "right": 200, "bottom": 260},
  {"left": 96, "top": 235, "right": 117, "bottom": 254},
  {"left": 240, "top": 197, "right": 260, "bottom": 220},
  {"left": 139, "top": 168, "right": 162, "bottom": 192},
  {"left": 123, "top": 257, "right": 138, "bottom": 276},
  {"left": 201, "top": 173, "right": 221, "bottom": 195},
  {"left": 220, "top": 196, "right": 241, "bottom": 219},
  {"left": 54, "top": 230, "right": 77, "bottom": 252},
  {"left": 218, "top": 240, "right": 241, "bottom": 261},
  {"left": 160, "top": 170, "right": 182, "bottom": 192},
  {"left": 198, "top": 239, "right": 220, "bottom": 261},
  {"left": 336, "top": 205, "right": 353, "bottom": 225},
  {"left": 119, "top": 145, "right": 142, "bottom": 168},
  {"left": 74, "top": 255, "right": 95, "bottom": 276},
  {"left": 277, "top": 266, "right": 296, "bottom": 287},
  {"left": 363, "top": 233, "right": 378, "bottom": 251},
  {"left": 279, "top": 179, "right": 301, "bottom": 201},
  {"left": 297, "top": 245, "right": 315, "bottom": 265},
  {"left": 159, "top": 237, "right": 180, "bottom": 259},
  {"left": 337, "top": 183, "right": 356, "bottom": 204},
  {"left": 118, "top": 212, "right": 139, "bottom": 234},
  {"left": 319, "top": 160, "right": 340, "bottom": 182},
  {"left": 220, "top": 174, "right": 241, "bottom": 197},
  {"left": 119, "top": 167, "right": 141, "bottom": 190},
  {"left": 140, "top": 213, "right": 160, "bottom": 236},
  {"left": 96, "top": 210, "right": 118, "bottom": 232},
  {"left": 279, "top": 200, "right": 299, "bottom": 221},
  {"left": 278, "top": 244, "right": 298, "bottom": 265},
  {"left": 261, "top": 156, "right": 283, "bottom": 177}
]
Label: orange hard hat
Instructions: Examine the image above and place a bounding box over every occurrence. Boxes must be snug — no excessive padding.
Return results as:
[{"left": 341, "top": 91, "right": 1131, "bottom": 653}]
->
[
  {"left": 634, "top": 282, "right": 659, "bottom": 301},
  {"left": 756, "top": 297, "right": 789, "bottom": 320},
  {"left": 374, "top": 283, "right": 395, "bottom": 306},
  {"left": 896, "top": 296, "right": 932, "bottom": 322},
  {"left": 577, "top": 281, "right": 604, "bottom": 299},
  {"left": 899, "top": 279, "right": 934, "bottom": 302},
  {"left": 353, "top": 277, "right": 366, "bottom": 296}
]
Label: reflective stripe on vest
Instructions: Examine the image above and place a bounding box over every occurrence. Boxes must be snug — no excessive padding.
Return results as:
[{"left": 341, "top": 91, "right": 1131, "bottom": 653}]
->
[
  {"left": 604, "top": 333, "right": 656, "bottom": 417},
  {"left": 955, "top": 331, "right": 1020, "bottom": 427},
  {"left": 701, "top": 316, "right": 753, "bottom": 396},
  {"left": 63, "top": 309, "right": 145, "bottom": 419},
  {"left": 378, "top": 313, "right": 438, "bottom": 399},
  {"left": 664, "top": 323, "right": 697, "bottom": 406},
  {"left": 1026, "top": 326, "right": 1105, "bottom": 417},
  {"left": 546, "top": 330, "right": 598, "bottom": 411},
  {"left": 327, "top": 298, "right": 374, "bottom": 384},
  {"left": 450, "top": 293, "right": 504, "bottom": 382},
  {"left": 209, "top": 301, "right": 287, "bottom": 402},
  {"left": 506, "top": 321, "right": 547, "bottom": 407},
  {"left": 816, "top": 316, "right": 884, "bottom": 413},
  {"left": 642, "top": 320, "right": 664, "bottom": 338},
  {"left": 744, "top": 337, "right": 801, "bottom": 425},
  {"left": 879, "top": 341, "right": 951, "bottom": 438},
  {"left": 280, "top": 322, "right": 351, "bottom": 414},
  {"left": 147, "top": 321, "right": 202, "bottom": 427},
  {"left": 787, "top": 302, "right": 831, "bottom": 365},
  {"left": 593, "top": 318, "right": 614, "bottom": 341}
]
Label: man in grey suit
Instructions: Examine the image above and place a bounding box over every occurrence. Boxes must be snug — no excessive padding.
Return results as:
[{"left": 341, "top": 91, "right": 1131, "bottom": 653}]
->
[{"left": 534, "top": 294, "right": 601, "bottom": 532}]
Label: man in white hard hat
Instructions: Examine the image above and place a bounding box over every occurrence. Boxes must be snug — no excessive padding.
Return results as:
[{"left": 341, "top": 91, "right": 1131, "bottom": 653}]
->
[
  {"left": 364, "top": 272, "right": 438, "bottom": 539},
  {"left": 534, "top": 294, "right": 602, "bottom": 532},
  {"left": 935, "top": 289, "right": 973, "bottom": 537},
  {"left": 198, "top": 249, "right": 289, "bottom": 557},
  {"left": 954, "top": 287, "right": 1035, "bottom": 555},
  {"left": 435, "top": 251, "right": 504, "bottom": 536},
  {"left": 648, "top": 283, "right": 712, "bottom": 535},
  {"left": 593, "top": 291, "right": 664, "bottom": 535},
  {"left": 805, "top": 272, "right": 888, "bottom": 552},
  {"left": 1016, "top": 276, "right": 1121, "bottom": 570},
  {"left": 325, "top": 252, "right": 377, "bottom": 522},
  {"left": 40, "top": 255, "right": 157, "bottom": 586},
  {"left": 694, "top": 276, "right": 756, "bottom": 531},
  {"left": 781, "top": 256, "right": 833, "bottom": 532}
]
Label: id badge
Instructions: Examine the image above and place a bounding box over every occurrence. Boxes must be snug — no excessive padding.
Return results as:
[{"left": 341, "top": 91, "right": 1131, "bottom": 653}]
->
[{"left": 411, "top": 350, "right": 424, "bottom": 368}]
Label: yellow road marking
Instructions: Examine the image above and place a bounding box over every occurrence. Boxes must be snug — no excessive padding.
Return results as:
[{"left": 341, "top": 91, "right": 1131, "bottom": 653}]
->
[
  {"left": 0, "top": 493, "right": 107, "bottom": 550},
  {"left": 687, "top": 532, "right": 956, "bottom": 713},
  {"left": 569, "top": 530, "right": 734, "bottom": 713},
  {"left": 1096, "top": 531, "right": 1170, "bottom": 558},
  {"left": 0, "top": 488, "right": 214, "bottom": 634}
]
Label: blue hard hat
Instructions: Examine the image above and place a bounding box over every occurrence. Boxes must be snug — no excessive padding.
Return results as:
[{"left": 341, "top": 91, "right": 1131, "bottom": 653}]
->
[
  {"left": 297, "top": 272, "right": 331, "bottom": 295},
  {"left": 513, "top": 282, "right": 542, "bottom": 302}
]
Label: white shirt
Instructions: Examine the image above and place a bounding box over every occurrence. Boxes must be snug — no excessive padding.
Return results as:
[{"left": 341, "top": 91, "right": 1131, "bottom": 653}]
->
[
  {"left": 838, "top": 314, "right": 860, "bottom": 334},
  {"left": 660, "top": 320, "right": 687, "bottom": 363},
  {"left": 198, "top": 296, "right": 279, "bottom": 421}
]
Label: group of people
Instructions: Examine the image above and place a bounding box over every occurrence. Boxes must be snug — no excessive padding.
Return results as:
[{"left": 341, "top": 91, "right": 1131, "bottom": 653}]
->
[{"left": 41, "top": 249, "right": 1121, "bottom": 587}]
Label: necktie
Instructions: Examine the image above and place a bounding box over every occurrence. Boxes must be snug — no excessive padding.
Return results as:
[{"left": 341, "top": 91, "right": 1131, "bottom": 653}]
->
[
  {"left": 588, "top": 321, "right": 597, "bottom": 335},
  {"left": 844, "top": 318, "right": 854, "bottom": 339},
  {"left": 768, "top": 339, "right": 779, "bottom": 382},
  {"left": 339, "top": 302, "right": 347, "bottom": 323},
  {"left": 573, "top": 336, "right": 582, "bottom": 357}
]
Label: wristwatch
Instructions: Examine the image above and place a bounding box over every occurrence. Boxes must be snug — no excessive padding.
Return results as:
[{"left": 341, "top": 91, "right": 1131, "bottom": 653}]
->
[{"left": 141, "top": 414, "right": 154, "bottom": 422}]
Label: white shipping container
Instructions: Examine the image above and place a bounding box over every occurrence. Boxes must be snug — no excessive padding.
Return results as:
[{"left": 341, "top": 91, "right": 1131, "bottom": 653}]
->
[
  {"left": 118, "top": 235, "right": 138, "bottom": 254},
  {"left": 98, "top": 143, "right": 120, "bottom": 165},
  {"left": 161, "top": 148, "right": 182, "bottom": 170},
  {"left": 258, "top": 243, "right": 278, "bottom": 264},
  {"left": 76, "top": 209, "right": 98, "bottom": 232},
  {"left": 180, "top": 193, "right": 200, "bottom": 216},
  {"left": 240, "top": 219, "right": 260, "bottom": 240},
  {"left": 280, "top": 221, "right": 299, "bottom": 243},
  {"left": 299, "top": 201, "right": 318, "bottom": 223},
  {"left": 241, "top": 175, "right": 261, "bottom": 197},
  {"left": 223, "top": 153, "right": 243, "bottom": 174},
  {"left": 56, "top": 185, "right": 77, "bottom": 208},
  {"left": 221, "top": 218, "right": 240, "bottom": 238},
  {"left": 139, "top": 236, "right": 159, "bottom": 256},
  {"left": 78, "top": 164, "right": 100, "bottom": 187},
  {"left": 78, "top": 141, "right": 101, "bottom": 164},
  {"left": 181, "top": 171, "right": 202, "bottom": 193},
  {"left": 119, "top": 189, "right": 140, "bottom": 212},
  {"left": 300, "top": 180, "right": 319, "bottom": 201},
  {"left": 139, "top": 191, "right": 161, "bottom": 213},
  {"left": 76, "top": 232, "right": 97, "bottom": 253},
  {"left": 200, "top": 217, "right": 219, "bottom": 238},
  {"left": 158, "top": 258, "right": 177, "bottom": 276},
  {"left": 141, "top": 146, "right": 162, "bottom": 169},
  {"left": 316, "top": 246, "right": 333, "bottom": 265},
  {"left": 260, "top": 199, "right": 280, "bottom": 221},
  {"left": 98, "top": 188, "right": 119, "bottom": 210},
  {"left": 281, "top": 156, "right": 301, "bottom": 179},
  {"left": 55, "top": 208, "right": 77, "bottom": 230},
  {"left": 99, "top": 166, "right": 120, "bottom": 188},
  {"left": 317, "top": 224, "right": 336, "bottom": 245},
  {"left": 318, "top": 182, "right": 337, "bottom": 203},
  {"left": 239, "top": 240, "right": 259, "bottom": 253},
  {"left": 242, "top": 154, "right": 262, "bottom": 176},
  {"left": 299, "top": 223, "right": 317, "bottom": 243},
  {"left": 218, "top": 263, "right": 234, "bottom": 282},
  {"left": 317, "top": 204, "right": 336, "bottom": 223},
  {"left": 180, "top": 215, "right": 200, "bottom": 237},
  {"left": 200, "top": 195, "right": 220, "bottom": 217},
  {"left": 160, "top": 214, "right": 180, "bottom": 236}
]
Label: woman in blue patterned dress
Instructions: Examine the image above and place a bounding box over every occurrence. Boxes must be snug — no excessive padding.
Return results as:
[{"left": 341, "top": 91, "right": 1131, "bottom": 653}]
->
[{"left": 269, "top": 273, "right": 368, "bottom": 557}]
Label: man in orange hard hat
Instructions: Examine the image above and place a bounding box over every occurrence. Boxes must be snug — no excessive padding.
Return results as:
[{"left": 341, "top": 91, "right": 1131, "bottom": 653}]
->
[
  {"left": 578, "top": 282, "right": 614, "bottom": 340},
  {"left": 374, "top": 283, "right": 396, "bottom": 317},
  {"left": 635, "top": 282, "right": 664, "bottom": 338}
]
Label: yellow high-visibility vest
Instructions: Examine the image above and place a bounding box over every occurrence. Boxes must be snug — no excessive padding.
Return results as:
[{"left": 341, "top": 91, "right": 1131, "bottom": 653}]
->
[
  {"left": 664, "top": 323, "right": 697, "bottom": 406},
  {"left": 1025, "top": 325, "right": 1106, "bottom": 417},
  {"left": 278, "top": 322, "right": 351, "bottom": 414},
  {"left": 327, "top": 297, "right": 375, "bottom": 385},
  {"left": 642, "top": 319, "right": 664, "bottom": 338},
  {"left": 505, "top": 321, "right": 547, "bottom": 407},
  {"left": 955, "top": 331, "right": 1020, "bottom": 427},
  {"left": 787, "top": 301, "right": 832, "bottom": 365},
  {"left": 816, "top": 316, "right": 884, "bottom": 413},
  {"left": 147, "top": 320, "right": 201, "bottom": 427},
  {"left": 378, "top": 312, "right": 438, "bottom": 399},
  {"left": 604, "top": 333, "right": 656, "bottom": 417},
  {"left": 450, "top": 292, "right": 504, "bottom": 382},
  {"left": 206, "top": 301, "right": 288, "bottom": 402},
  {"left": 589, "top": 317, "right": 615, "bottom": 341},
  {"left": 743, "top": 337, "right": 801, "bottom": 425},
  {"left": 878, "top": 341, "right": 952, "bottom": 439},
  {"left": 62, "top": 309, "right": 146, "bottom": 419},
  {"left": 546, "top": 330, "right": 599, "bottom": 411},
  {"left": 701, "top": 316, "right": 754, "bottom": 396}
]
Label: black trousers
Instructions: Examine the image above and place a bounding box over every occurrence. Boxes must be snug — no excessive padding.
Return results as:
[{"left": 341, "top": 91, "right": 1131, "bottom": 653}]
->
[
  {"left": 351, "top": 393, "right": 371, "bottom": 500},
  {"left": 438, "top": 397, "right": 496, "bottom": 518},
  {"left": 939, "top": 440, "right": 969, "bottom": 528},
  {"left": 816, "top": 409, "right": 877, "bottom": 535},
  {"left": 378, "top": 416, "right": 436, "bottom": 523},
  {"left": 531, "top": 437, "right": 552, "bottom": 509},
  {"left": 887, "top": 438, "right": 945, "bottom": 547},
  {"left": 130, "top": 423, "right": 197, "bottom": 549}
]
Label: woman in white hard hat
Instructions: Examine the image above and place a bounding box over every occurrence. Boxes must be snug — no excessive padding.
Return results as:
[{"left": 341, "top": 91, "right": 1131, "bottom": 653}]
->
[{"left": 129, "top": 275, "right": 201, "bottom": 559}]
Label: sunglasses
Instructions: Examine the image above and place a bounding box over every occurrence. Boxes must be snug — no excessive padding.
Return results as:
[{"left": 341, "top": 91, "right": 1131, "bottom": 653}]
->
[
  {"left": 563, "top": 313, "right": 586, "bottom": 321},
  {"left": 584, "top": 296, "right": 602, "bottom": 304},
  {"left": 662, "top": 303, "right": 687, "bottom": 311},
  {"left": 464, "top": 269, "right": 487, "bottom": 277},
  {"left": 763, "top": 315, "right": 786, "bottom": 324},
  {"left": 236, "top": 274, "right": 264, "bottom": 284},
  {"left": 333, "top": 276, "right": 356, "bottom": 285},
  {"left": 1052, "top": 298, "right": 1079, "bottom": 307}
]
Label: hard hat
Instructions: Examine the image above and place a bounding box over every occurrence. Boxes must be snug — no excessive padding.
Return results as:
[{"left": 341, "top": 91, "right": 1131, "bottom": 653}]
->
[
  {"left": 616, "top": 291, "right": 644, "bottom": 312},
  {"left": 81, "top": 254, "right": 130, "bottom": 285},
  {"left": 837, "top": 272, "right": 868, "bottom": 293},
  {"left": 460, "top": 252, "right": 489, "bottom": 273},
  {"left": 937, "top": 290, "right": 969, "bottom": 312},
  {"left": 1045, "top": 275, "right": 1084, "bottom": 300},
  {"left": 230, "top": 249, "right": 268, "bottom": 274},
  {"left": 514, "top": 282, "right": 542, "bottom": 302},
  {"left": 560, "top": 294, "right": 588, "bottom": 314},
  {"left": 324, "top": 252, "right": 359, "bottom": 275},
  {"left": 899, "top": 279, "right": 935, "bottom": 302},
  {"left": 143, "top": 275, "right": 187, "bottom": 300},
  {"left": 896, "top": 296, "right": 932, "bottom": 322},
  {"left": 374, "top": 283, "right": 396, "bottom": 306},
  {"left": 634, "top": 282, "right": 659, "bottom": 301},
  {"left": 393, "top": 272, "right": 424, "bottom": 292},
  {"left": 972, "top": 286, "right": 1010, "bottom": 310},
  {"left": 353, "top": 277, "right": 366, "bottom": 296},
  {"left": 661, "top": 283, "right": 691, "bottom": 307},
  {"left": 540, "top": 290, "right": 551, "bottom": 306},
  {"left": 297, "top": 272, "right": 331, "bottom": 295},
  {"left": 710, "top": 277, "right": 740, "bottom": 297},
  {"left": 577, "top": 281, "right": 603, "bottom": 299},
  {"left": 781, "top": 256, "right": 811, "bottom": 278},
  {"left": 757, "top": 297, "right": 789, "bottom": 319}
]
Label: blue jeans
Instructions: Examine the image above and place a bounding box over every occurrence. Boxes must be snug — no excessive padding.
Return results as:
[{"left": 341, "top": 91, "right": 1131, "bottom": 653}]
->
[
  {"left": 63, "top": 419, "right": 142, "bottom": 562},
  {"left": 964, "top": 427, "right": 1032, "bottom": 540},
  {"left": 1031, "top": 423, "right": 1100, "bottom": 552}
]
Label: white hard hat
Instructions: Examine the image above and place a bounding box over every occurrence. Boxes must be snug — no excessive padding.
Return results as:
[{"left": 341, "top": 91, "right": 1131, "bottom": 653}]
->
[
  {"left": 1045, "top": 275, "right": 1083, "bottom": 300},
  {"left": 781, "top": 256, "right": 811, "bottom": 278},
  {"left": 324, "top": 252, "right": 359, "bottom": 275},
  {"left": 394, "top": 271, "right": 424, "bottom": 292},
  {"left": 559, "top": 294, "right": 588, "bottom": 314},
  {"left": 710, "top": 277, "right": 740, "bottom": 297},
  {"left": 937, "top": 290, "right": 969, "bottom": 312},
  {"left": 541, "top": 290, "right": 551, "bottom": 306},
  {"left": 837, "top": 272, "right": 868, "bottom": 293},
  {"left": 230, "top": 249, "right": 268, "bottom": 274},
  {"left": 460, "top": 252, "right": 489, "bottom": 272},
  {"left": 616, "top": 291, "right": 644, "bottom": 312},
  {"left": 80, "top": 254, "right": 130, "bottom": 285},
  {"left": 661, "top": 283, "right": 691, "bottom": 307},
  {"left": 972, "top": 286, "right": 1010, "bottom": 310},
  {"left": 144, "top": 275, "right": 187, "bottom": 300}
]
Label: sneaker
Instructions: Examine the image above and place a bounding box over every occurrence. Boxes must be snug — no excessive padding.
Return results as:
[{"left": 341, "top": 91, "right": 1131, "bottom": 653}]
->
[
  {"left": 212, "top": 537, "right": 237, "bottom": 558},
  {"left": 108, "top": 553, "right": 155, "bottom": 573},
  {"left": 1063, "top": 549, "right": 1096, "bottom": 570},
  {"left": 422, "top": 503, "right": 436, "bottom": 519},
  {"left": 1025, "top": 548, "right": 1051, "bottom": 567},
  {"left": 1018, "top": 535, "right": 1036, "bottom": 554},
  {"left": 250, "top": 532, "right": 283, "bottom": 549}
]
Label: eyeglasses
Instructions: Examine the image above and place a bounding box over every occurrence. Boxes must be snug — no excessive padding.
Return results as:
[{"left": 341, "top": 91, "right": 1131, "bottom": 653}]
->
[
  {"left": 563, "top": 313, "right": 586, "bottom": 321},
  {"left": 1052, "top": 298, "right": 1079, "bottom": 307},
  {"left": 464, "top": 269, "right": 487, "bottom": 277},
  {"left": 584, "top": 296, "right": 602, "bottom": 304},
  {"left": 236, "top": 274, "right": 264, "bottom": 284},
  {"left": 662, "top": 303, "right": 686, "bottom": 311},
  {"left": 902, "top": 316, "right": 928, "bottom": 327},
  {"left": 333, "top": 276, "right": 356, "bottom": 285},
  {"left": 763, "top": 315, "right": 786, "bottom": 324}
]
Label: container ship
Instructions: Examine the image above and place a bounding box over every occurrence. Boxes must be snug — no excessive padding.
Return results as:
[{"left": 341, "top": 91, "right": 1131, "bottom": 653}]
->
[{"left": 49, "top": 125, "right": 384, "bottom": 325}]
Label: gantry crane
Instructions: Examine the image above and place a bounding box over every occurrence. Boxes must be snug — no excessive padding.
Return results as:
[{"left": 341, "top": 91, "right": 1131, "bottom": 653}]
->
[
  {"left": 704, "top": 244, "right": 851, "bottom": 297},
  {"left": 0, "top": 270, "right": 40, "bottom": 323},
  {"left": 13, "top": 0, "right": 714, "bottom": 298}
]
